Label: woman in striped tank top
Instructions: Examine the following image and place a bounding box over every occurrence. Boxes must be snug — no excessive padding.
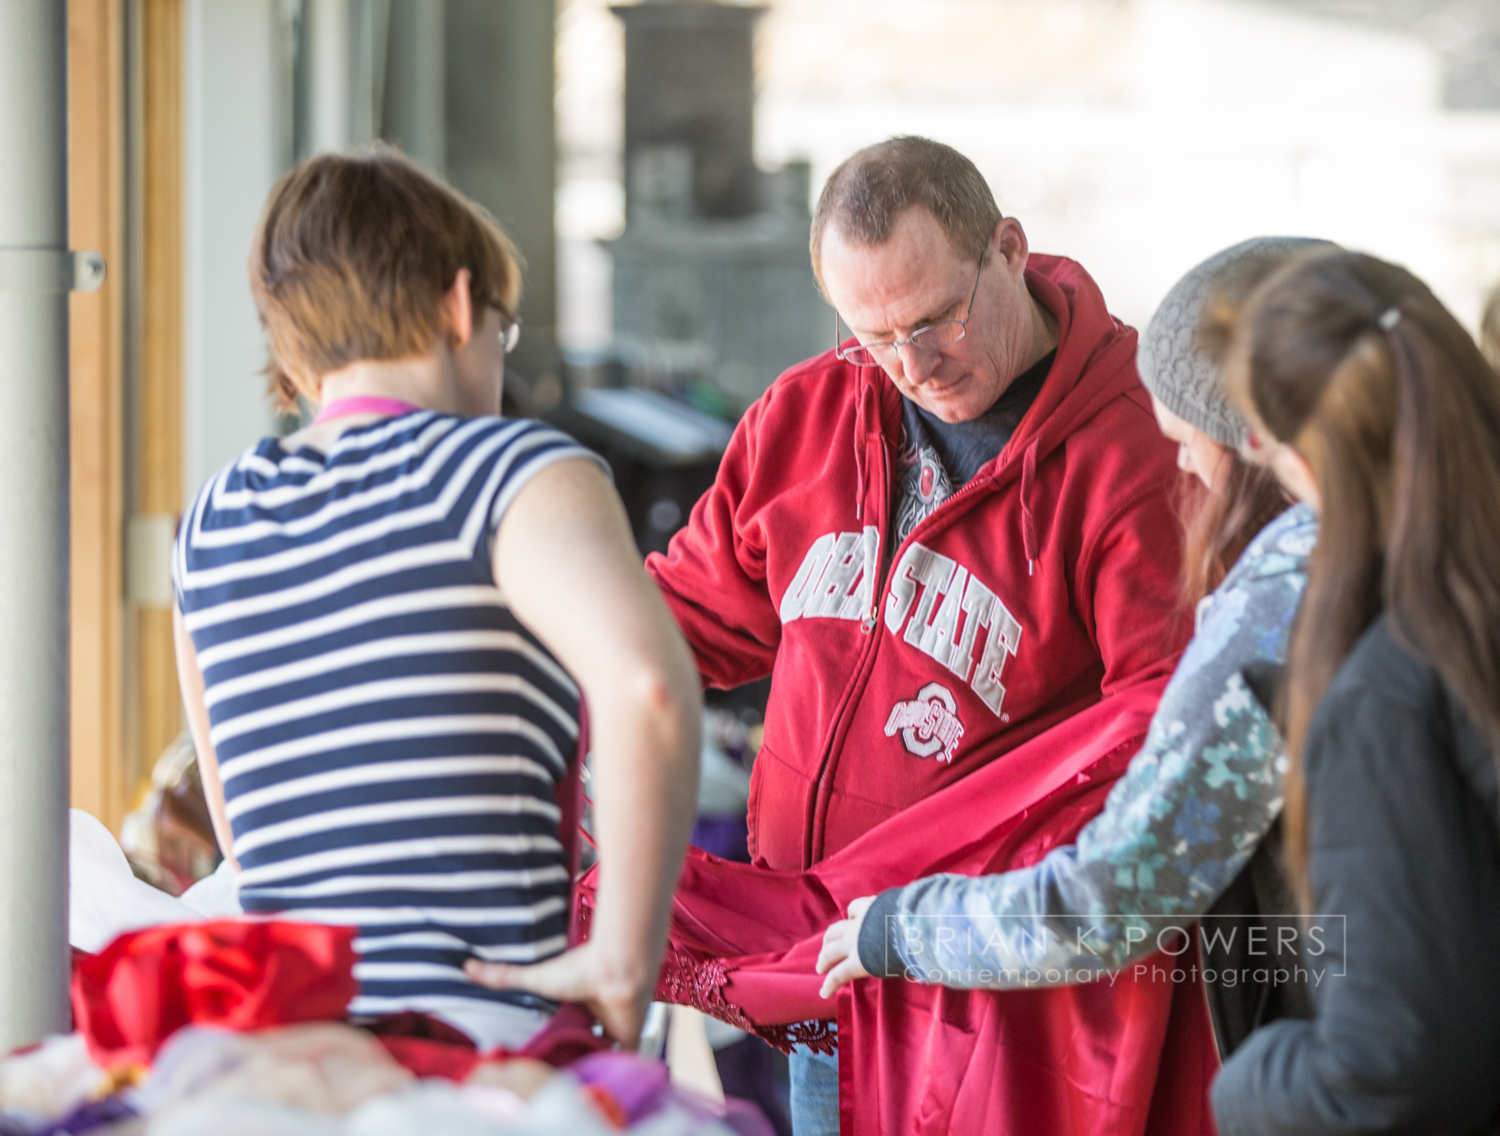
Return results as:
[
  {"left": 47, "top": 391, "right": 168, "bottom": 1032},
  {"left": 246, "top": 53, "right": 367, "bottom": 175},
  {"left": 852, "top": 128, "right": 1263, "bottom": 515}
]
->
[{"left": 171, "top": 149, "right": 701, "bottom": 1049}]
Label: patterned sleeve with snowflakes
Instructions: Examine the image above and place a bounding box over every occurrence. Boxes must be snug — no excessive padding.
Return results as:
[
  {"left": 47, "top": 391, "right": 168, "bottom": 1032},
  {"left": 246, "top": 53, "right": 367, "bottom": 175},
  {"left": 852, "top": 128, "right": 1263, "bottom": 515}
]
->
[{"left": 862, "top": 504, "right": 1317, "bottom": 987}]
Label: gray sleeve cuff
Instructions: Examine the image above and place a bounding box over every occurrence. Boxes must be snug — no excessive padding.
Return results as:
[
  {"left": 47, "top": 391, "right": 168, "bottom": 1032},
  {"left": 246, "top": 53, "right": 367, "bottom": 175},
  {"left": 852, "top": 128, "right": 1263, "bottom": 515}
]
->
[{"left": 857, "top": 888, "right": 908, "bottom": 979}]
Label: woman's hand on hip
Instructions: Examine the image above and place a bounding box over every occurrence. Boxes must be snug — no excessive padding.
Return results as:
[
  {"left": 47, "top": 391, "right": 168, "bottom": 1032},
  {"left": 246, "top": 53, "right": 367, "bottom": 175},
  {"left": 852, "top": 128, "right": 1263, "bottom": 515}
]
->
[{"left": 466, "top": 940, "right": 653, "bottom": 1045}]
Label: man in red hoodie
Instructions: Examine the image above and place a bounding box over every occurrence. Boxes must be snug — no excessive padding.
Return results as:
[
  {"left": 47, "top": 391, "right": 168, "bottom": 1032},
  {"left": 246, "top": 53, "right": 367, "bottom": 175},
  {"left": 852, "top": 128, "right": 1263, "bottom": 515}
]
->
[{"left": 646, "top": 136, "right": 1187, "bottom": 1131}]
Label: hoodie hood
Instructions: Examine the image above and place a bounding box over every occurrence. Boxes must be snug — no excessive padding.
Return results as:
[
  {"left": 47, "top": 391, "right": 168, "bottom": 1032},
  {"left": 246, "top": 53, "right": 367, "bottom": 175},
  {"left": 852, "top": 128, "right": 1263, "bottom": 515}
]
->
[
  {"left": 1002, "top": 254, "right": 1144, "bottom": 478},
  {"left": 851, "top": 253, "right": 1144, "bottom": 568}
]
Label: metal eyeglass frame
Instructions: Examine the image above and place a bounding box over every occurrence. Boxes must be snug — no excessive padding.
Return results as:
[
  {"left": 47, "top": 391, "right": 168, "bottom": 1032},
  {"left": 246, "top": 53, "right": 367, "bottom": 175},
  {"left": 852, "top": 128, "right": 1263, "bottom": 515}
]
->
[{"left": 834, "top": 249, "right": 987, "bottom": 368}]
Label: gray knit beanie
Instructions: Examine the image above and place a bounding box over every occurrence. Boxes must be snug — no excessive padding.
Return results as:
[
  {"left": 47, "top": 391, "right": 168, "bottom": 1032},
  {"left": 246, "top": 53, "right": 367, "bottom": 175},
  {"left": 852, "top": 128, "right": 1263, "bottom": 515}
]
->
[{"left": 1138, "top": 237, "right": 1335, "bottom": 448}]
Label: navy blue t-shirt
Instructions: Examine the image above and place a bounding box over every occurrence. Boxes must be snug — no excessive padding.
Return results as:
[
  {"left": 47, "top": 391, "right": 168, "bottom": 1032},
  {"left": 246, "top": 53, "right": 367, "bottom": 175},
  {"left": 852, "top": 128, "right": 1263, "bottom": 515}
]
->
[{"left": 892, "top": 350, "right": 1054, "bottom": 544}]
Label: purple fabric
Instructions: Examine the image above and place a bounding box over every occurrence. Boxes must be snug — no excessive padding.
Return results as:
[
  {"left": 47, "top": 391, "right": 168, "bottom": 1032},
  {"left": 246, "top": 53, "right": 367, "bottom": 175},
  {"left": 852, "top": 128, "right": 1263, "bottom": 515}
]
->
[
  {"left": 570, "top": 1050, "right": 776, "bottom": 1136},
  {"left": 39, "top": 1096, "right": 137, "bottom": 1136},
  {"left": 0, "top": 1094, "right": 136, "bottom": 1135},
  {"left": 570, "top": 1052, "right": 670, "bottom": 1122},
  {"left": 690, "top": 815, "right": 750, "bottom": 864}
]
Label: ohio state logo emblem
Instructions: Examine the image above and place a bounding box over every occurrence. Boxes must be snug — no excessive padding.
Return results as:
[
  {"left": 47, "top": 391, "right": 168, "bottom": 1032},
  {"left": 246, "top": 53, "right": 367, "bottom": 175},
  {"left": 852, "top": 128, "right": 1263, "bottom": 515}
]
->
[
  {"left": 919, "top": 459, "right": 936, "bottom": 500},
  {"left": 884, "top": 682, "right": 965, "bottom": 764}
]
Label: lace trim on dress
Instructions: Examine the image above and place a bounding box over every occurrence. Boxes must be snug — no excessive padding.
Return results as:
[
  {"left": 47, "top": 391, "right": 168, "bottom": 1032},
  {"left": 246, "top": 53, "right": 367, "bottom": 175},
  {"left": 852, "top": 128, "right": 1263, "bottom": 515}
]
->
[{"left": 573, "top": 892, "right": 836, "bottom": 1056}]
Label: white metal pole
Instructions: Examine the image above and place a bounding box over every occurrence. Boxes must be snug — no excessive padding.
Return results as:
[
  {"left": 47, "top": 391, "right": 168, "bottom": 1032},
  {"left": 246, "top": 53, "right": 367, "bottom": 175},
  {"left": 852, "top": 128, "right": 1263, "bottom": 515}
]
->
[
  {"left": 0, "top": 0, "right": 76, "bottom": 1052},
  {"left": 308, "top": 0, "right": 352, "bottom": 153},
  {"left": 384, "top": 0, "right": 444, "bottom": 173}
]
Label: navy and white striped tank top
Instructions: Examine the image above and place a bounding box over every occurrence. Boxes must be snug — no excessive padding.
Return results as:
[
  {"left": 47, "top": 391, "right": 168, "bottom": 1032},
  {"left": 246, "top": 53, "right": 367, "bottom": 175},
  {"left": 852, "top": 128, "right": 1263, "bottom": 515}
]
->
[{"left": 172, "top": 412, "right": 601, "bottom": 1034}]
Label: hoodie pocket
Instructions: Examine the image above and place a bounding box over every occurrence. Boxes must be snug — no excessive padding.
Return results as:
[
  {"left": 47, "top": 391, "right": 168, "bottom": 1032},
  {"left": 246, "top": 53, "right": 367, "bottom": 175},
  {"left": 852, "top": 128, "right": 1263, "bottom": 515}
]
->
[{"left": 746, "top": 739, "right": 815, "bottom": 872}]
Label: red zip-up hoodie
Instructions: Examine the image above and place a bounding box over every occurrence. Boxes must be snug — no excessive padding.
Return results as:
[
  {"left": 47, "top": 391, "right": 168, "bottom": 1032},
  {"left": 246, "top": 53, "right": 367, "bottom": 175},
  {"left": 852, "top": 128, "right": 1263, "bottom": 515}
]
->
[{"left": 648, "top": 254, "right": 1188, "bottom": 870}]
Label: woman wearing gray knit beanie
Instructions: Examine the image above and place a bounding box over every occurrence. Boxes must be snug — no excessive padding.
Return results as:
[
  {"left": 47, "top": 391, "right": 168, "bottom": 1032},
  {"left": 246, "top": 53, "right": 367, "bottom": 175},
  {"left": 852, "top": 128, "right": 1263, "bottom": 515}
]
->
[
  {"left": 818, "top": 237, "right": 1329, "bottom": 1061},
  {"left": 1140, "top": 236, "right": 1333, "bottom": 599}
]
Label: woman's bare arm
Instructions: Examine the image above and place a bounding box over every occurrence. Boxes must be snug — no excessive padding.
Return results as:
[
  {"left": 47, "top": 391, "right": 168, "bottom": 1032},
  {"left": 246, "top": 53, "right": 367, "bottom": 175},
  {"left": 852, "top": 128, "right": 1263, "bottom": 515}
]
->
[
  {"left": 466, "top": 457, "right": 701, "bottom": 1044},
  {"left": 172, "top": 604, "right": 240, "bottom": 871}
]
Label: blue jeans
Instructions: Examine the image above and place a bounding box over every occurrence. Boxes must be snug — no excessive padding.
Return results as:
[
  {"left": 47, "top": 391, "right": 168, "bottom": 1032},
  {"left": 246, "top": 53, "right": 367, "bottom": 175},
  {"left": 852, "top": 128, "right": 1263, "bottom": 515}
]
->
[{"left": 788, "top": 1043, "right": 839, "bottom": 1136}]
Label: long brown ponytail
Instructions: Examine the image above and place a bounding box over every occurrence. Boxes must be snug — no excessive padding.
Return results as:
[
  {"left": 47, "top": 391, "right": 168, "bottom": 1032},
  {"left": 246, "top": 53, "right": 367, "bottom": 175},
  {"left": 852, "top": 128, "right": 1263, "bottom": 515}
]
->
[{"left": 1230, "top": 250, "right": 1500, "bottom": 894}]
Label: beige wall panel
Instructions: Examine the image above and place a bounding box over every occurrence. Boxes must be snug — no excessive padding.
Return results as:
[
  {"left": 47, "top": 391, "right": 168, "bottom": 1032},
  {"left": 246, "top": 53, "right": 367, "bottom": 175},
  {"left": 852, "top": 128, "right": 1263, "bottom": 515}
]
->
[
  {"left": 135, "top": 0, "right": 186, "bottom": 800},
  {"left": 68, "top": 0, "right": 127, "bottom": 829}
]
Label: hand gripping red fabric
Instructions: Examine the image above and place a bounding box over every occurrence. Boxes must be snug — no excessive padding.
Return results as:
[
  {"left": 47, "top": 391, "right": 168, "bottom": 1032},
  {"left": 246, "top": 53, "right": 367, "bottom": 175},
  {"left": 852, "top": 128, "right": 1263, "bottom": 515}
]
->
[{"left": 574, "top": 678, "right": 1221, "bottom": 1135}]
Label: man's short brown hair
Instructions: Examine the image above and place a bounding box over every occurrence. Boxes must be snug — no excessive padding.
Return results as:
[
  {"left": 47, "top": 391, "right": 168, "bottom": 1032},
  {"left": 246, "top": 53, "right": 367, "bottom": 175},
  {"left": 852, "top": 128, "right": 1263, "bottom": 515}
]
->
[
  {"left": 250, "top": 147, "right": 522, "bottom": 413},
  {"left": 809, "top": 136, "right": 1001, "bottom": 290}
]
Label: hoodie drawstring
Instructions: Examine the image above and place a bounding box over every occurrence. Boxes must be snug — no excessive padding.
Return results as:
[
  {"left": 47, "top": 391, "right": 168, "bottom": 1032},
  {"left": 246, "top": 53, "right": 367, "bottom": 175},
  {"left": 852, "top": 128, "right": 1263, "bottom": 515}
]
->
[
  {"left": 853, "top": 378, "right": 881, "bottom": 522},
  {"left": 851, "top": 377, "right": 886, "bottom": 630},
  {"left": 1021, "top": 441, "right": 1039, "bottom": 577},
  {"left": 854, "top": 432, "right": 865, "bottom": 521}
]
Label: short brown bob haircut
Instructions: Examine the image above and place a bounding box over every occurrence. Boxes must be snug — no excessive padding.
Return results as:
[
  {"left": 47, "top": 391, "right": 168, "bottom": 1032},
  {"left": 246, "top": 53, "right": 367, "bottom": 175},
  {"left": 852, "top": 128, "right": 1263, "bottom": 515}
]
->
[
  {"left": 810, "top": 136, "right": 1001, "bottom": 291},
  {"left": 250, "top": 146, "right": 522, "bottom": 414}
]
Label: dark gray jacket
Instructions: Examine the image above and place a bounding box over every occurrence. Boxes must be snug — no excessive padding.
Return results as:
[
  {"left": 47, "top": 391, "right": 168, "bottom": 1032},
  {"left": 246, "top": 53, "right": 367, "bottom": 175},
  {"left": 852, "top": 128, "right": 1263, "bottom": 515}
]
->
[{"left": 1212, "top": 616, "right": 1500, "bottom": 1135}]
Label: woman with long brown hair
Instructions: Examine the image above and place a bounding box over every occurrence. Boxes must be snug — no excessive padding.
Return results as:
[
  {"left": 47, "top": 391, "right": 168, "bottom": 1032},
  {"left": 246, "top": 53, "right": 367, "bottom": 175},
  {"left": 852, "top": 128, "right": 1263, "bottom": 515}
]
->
[
  {"left": 1211, "top": 249, "right": 1500, "bottom": 1134},
  {"left": 815, "top": 239, "right": 1321, "bottom": 1057}
]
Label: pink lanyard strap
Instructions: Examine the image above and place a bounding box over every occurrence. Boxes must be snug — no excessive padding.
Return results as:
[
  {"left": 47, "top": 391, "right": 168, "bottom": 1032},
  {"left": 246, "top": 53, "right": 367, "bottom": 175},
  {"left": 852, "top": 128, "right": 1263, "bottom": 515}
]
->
[{"left": 313, "top": 396, "right": 424, "bottom": 424}]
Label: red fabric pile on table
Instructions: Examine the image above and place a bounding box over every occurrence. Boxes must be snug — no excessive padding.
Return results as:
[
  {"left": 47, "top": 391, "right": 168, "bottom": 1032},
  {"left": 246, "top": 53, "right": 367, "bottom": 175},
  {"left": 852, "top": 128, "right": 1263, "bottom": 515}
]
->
[
  {"left": 69, "top": 921, "right": 605, "bottom": 1078},
  {"left": 72, "top": 921, "right": 359, "bottom": 1068},
  {"left": 576, "top": 678, "right": 1220, "bottom": 1136}
]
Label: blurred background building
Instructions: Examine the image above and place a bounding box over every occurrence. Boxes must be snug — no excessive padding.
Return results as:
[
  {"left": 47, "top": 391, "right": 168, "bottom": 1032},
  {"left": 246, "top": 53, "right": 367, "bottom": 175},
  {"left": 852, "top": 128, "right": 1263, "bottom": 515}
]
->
[
  {"left": 61, "top": 0, "right": 1500, "bottom": 836},
  {"left": 560, "top": 0, "right": 1500, "bottom": 343}
]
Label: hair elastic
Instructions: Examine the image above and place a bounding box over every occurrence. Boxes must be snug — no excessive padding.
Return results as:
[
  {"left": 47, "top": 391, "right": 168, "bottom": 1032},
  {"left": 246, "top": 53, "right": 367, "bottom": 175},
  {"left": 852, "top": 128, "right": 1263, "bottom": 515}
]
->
[{"left": 1378, "top": 307, "right": 1402, "bottom": 331}]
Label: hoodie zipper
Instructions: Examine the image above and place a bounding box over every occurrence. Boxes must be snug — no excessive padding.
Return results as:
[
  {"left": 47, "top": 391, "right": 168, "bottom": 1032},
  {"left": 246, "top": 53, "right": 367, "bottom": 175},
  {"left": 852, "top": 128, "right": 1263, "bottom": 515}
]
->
[
  {"left": 805, "top": 411, "right": 1028, "bottom": 865},
  {"left": 859, "top": 442, "right": 890, "bottom": 631}
]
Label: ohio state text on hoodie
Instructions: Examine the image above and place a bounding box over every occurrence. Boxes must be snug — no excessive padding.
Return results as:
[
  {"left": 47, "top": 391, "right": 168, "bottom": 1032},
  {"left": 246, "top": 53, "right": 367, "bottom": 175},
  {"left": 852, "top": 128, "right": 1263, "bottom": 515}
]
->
[{"left": 648, "top": 254, "right": 1189, "bottom": 870}]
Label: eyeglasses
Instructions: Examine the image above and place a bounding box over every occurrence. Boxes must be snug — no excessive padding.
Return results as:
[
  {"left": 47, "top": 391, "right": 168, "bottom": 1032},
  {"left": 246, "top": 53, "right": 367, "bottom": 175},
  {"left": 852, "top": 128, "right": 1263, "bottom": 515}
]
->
[
  {"left": 835, "top": 250, "right": 987, "bottom": 368},
  {"left": 498, "top": 307, "right": 521, "bottom": 354}
]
